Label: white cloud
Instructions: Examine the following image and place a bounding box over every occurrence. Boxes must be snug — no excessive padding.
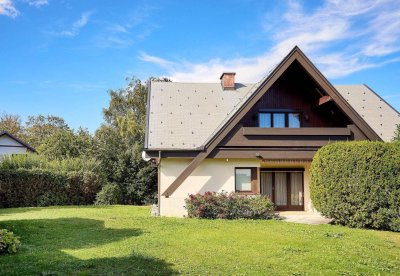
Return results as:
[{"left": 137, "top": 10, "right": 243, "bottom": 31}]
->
[
  {"left": 53, "top": 11, "right": 92, "bottom": 37},
  {"left": 0, "top": 0, "right": 47, "bottom": 18},
  {"left": 107, "top": 23, "right": 129, "bottom": 34},
  {"left": 23, "top": 0, "right": 48, "bottom": 7},
  {"left": 95, "top": 5, "right": 158, "bottom": 49},
  {"left": 139, "top": 52, "right": 174, "bottom": 68},
  {"left": 140, "top": 0, "right": 400, "bottom": 82},
  {"left": 0, "top": 0, "right": 19, "bottom": 18}
]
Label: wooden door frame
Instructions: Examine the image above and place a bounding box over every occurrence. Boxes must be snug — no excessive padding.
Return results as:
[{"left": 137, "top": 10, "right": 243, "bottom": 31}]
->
[{"left": 260, "top": 168, "right": 304, "bottom": 211}]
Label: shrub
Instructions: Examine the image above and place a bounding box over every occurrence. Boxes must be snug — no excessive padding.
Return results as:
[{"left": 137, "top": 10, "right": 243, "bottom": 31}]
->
[
  {"left": 0, "top": 169, "right": 103, "bottom": 207},
  {"left": 0, "top": 229, "right": 20, "bottom": 254},
  {"left": 0, "top": 155, "right": 105, "bottom": 208},
  {"left": 67, "top": 171, "right": 103, "bottom": 205},
  {"left": 310, "top": 141, "right": 400, "bottom": 232},
  {"left": 185, "top": 192, "right": 275, "bottom": 219},
  {"left": 95, "top": 183, "right": 122, "bottom": 205},
  {"left": 0, "top": 154, "right": 102, "bottom": 174}
]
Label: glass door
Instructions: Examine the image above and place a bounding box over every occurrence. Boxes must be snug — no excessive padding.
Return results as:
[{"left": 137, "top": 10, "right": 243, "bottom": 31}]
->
[
  {"left": 260, "top": 170, "right": 304, "bottom": 211},
  {"left": 260, "top": 172, "right": 273, "bottom": 200},
  {"left": 290, "top": 172, "right": 303, "bottom": 207},
  {"left": 275, "top": 172, "right": 287, "bottom": 207}
]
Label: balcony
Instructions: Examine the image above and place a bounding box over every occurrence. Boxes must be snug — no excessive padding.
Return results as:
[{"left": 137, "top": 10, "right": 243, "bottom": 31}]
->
[
  {"left": 242, "top": 127, "right": 351, "bottom": 136},
  {"left": 217, "top": 126, "right": 357, "bottom": 148}
]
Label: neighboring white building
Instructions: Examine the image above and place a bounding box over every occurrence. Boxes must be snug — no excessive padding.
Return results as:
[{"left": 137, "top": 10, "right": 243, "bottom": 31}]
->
[{"left": 0, "top": 131, "right": 36, "bottom": 158}]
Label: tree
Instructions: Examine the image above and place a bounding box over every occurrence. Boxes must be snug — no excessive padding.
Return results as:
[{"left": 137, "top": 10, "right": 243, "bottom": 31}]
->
[
  {"left": 393, "top": 124, "right": 400, "bottom": 142},
  {"left": 103, "top": 77, "right": 147, "bottom": 140},
  {"left": 95, "top": 76, "right": 165, "bottom": 204},
  {"left": 0, "top": 113, "right": 24, "bottom": 137},
  {"left": 25, "top": 115, "right": 70, "bottom": 148},
  {"left": 38, "top": 127, "right": 95, "bottom": 160}
]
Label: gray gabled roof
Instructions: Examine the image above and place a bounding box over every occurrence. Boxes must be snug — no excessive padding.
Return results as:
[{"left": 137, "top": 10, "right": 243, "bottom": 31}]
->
[
  {"left": 146, "top": 76, "right": 399, "bottom": 151},
  {"left": 335, "top": 85, "right": 400, "bottom": 142},
  {"left": 146, "top": 81, "right": 399, "bottom": 150},
  {"left": 146, "top": 82, "right": 255, "bottom": 150}
]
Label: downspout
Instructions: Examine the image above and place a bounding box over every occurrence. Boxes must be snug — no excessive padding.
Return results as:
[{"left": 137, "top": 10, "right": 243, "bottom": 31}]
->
[{"left": 157, "top": 150, "right": 161, "bottom": 215}]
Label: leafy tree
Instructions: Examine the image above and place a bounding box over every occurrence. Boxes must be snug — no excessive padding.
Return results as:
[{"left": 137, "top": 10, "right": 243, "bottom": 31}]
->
[
  {"left": 25, "top": 115, "right": 70, "bottom": 148},
  {"left": 393, "top": 124, "right": 400, "bottom": 142},
  {"left": 38, "top": 127, "right": 95, "bottom": 160},
  {"left": 95, "top": 77, "right": 165, "bottom": 204},
  {"left": 103, "top": 77, "right": 147, "bottom": 140},
  {"left": 0, "top": 113, "right": 24, "bottom": 137}
]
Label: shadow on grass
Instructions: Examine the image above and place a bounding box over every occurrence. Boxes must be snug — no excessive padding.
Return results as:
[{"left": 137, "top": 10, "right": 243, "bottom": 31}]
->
[{"left": 0, "top": 218, "right": 177, "bottom": 275}]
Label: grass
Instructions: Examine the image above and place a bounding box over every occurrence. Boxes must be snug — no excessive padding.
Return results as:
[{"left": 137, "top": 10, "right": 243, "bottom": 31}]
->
[{"left": 0, "top": 206, "right": 399, "bottom": 275}]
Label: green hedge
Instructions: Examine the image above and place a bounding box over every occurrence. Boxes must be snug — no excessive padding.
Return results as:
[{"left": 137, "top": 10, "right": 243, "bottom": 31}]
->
[
  {"left": 0, "top": 169, "right": 102, "bottom": 207},
  {"left": 310, "top": 141, "right": 400, "bottom": 232},
  {"left": 0, "top": 169, "right": 103, "bottom": 207},
  {"left": 0, "top": 155, "right": 105, "bottom": 207}
]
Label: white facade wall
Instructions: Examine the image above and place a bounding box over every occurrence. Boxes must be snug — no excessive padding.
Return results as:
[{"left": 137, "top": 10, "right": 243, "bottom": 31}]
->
[
  {"left": 159, "top": 158, "right": 312, "bottom": 217},
  {"left": 0, "top": 136, "right": 28, "bottom": 159}
]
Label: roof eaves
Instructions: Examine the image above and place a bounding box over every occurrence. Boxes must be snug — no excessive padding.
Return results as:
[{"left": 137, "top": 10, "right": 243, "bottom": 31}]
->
[
  {"left": 363, "top": 84, "right": 400, "bottom": 115},
  {"left": 0, "top": 131, "right": 37, "bottom": 152}
]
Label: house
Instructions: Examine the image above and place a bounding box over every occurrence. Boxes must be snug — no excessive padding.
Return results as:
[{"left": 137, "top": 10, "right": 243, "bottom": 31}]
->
[
  {"left": 0, "top": 131, "right": 36, "bottom": 159},
  {"left": 143, "top": 46, "right": 400, "bottom": 217}
]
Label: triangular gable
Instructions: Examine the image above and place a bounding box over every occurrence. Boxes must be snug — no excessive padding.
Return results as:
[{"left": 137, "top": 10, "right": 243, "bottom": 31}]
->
[
  {"left": 0, "top": 131, "right": 36, "bottom": 152},
  {"left": 162, "top": 46, "right": 381, "bottom": 197}
]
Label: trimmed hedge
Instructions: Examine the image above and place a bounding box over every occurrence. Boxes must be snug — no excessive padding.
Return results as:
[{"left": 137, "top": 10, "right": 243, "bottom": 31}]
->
[
  {"left": 310, "top": 141, "right": 400, "bottom": 232},
  {"left": 185, "top": 192, "right": 275, "bottom": 219},
  {"left": 0, "top": 169, "right": 103, "bottom": 207}
]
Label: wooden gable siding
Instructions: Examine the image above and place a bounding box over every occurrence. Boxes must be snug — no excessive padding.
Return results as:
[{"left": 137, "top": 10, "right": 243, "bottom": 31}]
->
[{"left": 240, "top": 61, "right": 351, "bottom": 128}]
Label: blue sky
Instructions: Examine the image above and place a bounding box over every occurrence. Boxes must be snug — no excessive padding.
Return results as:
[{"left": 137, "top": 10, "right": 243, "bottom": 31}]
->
[{"left": 1, "top": 0, "right": 399, "bottom": 132}]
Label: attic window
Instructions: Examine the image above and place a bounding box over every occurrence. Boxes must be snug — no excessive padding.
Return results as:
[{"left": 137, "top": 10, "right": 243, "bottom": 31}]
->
[{"left": 259, "top": 112, "right": 301, "bottom": 128}]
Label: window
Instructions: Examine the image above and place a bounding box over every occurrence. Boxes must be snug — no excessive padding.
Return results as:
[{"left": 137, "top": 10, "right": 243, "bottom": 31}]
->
[
  {"left": 288, "top": 113, "right": 301, "bottom": 128},
  {"left": 235, "top": 168, "right": 252, "bottom": 192},
  {"left": 259, "top": 113, "right": 271, "bottom": 128},
  {"left": 259, "top": 112, "right": 301, "bottom": 128},
  {"left": 273, "top": 113, "right": 285, "bottom": 128}
]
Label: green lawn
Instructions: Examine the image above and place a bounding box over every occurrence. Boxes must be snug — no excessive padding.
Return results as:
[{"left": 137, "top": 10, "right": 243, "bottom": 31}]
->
[{"left": 0, "top": 206, "right": 399, "bottom": 275}]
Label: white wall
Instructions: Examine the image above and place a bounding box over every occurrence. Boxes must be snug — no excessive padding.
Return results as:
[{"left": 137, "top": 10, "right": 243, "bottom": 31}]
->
[
  {"left": 0, "top": 135, "right": 29, "bottom": 158},
  {"left": 159, "top": 158, "right": 312, "bottom": 217}
]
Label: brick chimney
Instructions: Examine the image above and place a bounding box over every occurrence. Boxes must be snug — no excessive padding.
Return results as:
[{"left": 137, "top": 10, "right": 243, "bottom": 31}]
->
[{"left": 220, "top": 72, "right": 236, "bottom": 90}]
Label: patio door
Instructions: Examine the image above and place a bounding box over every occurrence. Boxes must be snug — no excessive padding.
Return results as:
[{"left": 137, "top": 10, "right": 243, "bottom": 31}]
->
[{"left": 260, "top": 170, "right": 304, "bottom": 211}]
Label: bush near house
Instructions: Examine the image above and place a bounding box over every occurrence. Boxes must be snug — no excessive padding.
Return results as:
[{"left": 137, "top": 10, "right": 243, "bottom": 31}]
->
[
  {"left": 185, "top": 192, "right": 275, "bottom": 219},
  {"left": 0, "top": 155, "right": 105, "bottom": 207},
  {"left": 310, "top": 141, "right": 400, "bottom": 232}
]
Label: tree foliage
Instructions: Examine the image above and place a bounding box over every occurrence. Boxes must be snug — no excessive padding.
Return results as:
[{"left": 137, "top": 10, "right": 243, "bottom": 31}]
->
[
  {"left": 393, "top": 124, "right": 400, "bottom": 142},
  {"left": 1, "top": 76, "right": 164, "bottom": 206},
  {"left": 38, "top": 128, "right": 95, "bottom": 160},
  {"left": 0, "top": 114, "right": 24, "bottom": 138},
  {"left": 95, "top": 77, "right": 160, "bottom": 204},
  {"left": 25, "top": 115, "right": 70, "bottom": 148}
]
